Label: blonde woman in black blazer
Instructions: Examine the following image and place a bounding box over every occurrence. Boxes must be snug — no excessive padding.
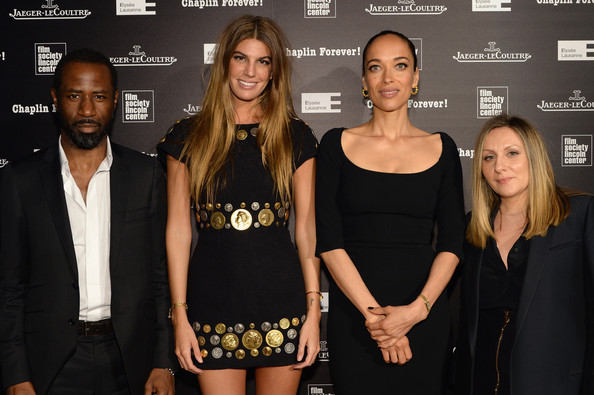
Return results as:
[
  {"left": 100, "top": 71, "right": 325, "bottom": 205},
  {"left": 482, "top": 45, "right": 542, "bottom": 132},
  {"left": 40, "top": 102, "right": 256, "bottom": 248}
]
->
[{"left": 456, "top": 114, "right": 594, "bottom": 394}]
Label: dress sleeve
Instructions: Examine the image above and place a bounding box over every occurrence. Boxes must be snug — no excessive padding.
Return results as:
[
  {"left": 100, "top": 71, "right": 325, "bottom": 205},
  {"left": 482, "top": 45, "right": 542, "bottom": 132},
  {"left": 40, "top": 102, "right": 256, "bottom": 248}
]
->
[
  {"left": 156, "top": 117, "right": 193, "bottom": 166},
  {"left": 315, "top": 128, "right": 346, "bottom": 255},
  {"left": 291, "top": 119, "right": 318, "bottom": 170},
  {"left": 434, "top": 132, "right": 466, "bottom": 260}
]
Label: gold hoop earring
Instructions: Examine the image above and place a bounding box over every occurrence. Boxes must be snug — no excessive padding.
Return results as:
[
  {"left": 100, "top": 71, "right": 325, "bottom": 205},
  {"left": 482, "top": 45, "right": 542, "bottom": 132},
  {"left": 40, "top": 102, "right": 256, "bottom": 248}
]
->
[
  {"left": 362, "top": 88, "right": 369, "bottom": 98},
  {"left": 411, "top": 86, "right": 419, "bottom": 95}
]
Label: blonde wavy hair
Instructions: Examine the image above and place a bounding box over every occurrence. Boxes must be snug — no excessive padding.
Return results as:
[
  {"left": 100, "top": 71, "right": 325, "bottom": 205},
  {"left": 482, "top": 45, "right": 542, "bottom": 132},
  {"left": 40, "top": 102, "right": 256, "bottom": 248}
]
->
[
  {"left": 467, "top": 114, "right": 570, "bottom": 248},
  {"left": 182, "top": 15, "right": 296, "bottom": 205}
]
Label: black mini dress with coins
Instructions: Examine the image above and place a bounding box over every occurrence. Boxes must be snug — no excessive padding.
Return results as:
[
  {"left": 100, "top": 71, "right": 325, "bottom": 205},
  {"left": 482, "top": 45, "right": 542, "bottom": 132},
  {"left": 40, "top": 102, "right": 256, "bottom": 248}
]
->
[{"left": 158, "top": 117, "right": 318, "bottom": 369}]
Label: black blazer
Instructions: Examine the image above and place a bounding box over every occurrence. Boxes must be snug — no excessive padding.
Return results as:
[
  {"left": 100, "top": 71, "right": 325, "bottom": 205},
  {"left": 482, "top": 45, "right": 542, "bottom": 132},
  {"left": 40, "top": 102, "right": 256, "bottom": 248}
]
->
[
  {"left": 456, "top": 195, "right": 594, "bottom": 395},
  {"left": 0, "top": 141, "right": 176, "bottom": 394}
]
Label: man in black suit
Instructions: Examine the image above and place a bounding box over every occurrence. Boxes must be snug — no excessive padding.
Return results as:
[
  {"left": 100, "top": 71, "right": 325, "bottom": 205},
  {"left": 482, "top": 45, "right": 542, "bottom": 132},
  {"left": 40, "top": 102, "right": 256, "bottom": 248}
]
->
[{"left": 0, "top": 49, "right": 176, "bottom": 394}]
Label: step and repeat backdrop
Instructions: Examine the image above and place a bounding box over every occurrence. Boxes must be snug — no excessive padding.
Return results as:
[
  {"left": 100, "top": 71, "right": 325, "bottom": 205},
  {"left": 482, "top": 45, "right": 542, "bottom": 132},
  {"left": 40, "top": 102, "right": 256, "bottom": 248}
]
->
[{"left": 1, "top": 1, "right": 593, "bottom": 394}]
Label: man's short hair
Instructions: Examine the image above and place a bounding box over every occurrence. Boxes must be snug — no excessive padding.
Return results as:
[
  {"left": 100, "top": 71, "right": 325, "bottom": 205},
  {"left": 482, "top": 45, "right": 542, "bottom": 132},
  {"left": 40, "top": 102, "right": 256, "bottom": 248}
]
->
[{"left": 53, "top": 48, "right": 118, "bottom": 93}]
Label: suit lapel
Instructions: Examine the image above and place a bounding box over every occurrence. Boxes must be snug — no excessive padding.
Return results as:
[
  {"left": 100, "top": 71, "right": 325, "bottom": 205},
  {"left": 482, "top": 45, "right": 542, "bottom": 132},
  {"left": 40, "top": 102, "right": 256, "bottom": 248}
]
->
[
  {"left": 515, "top": 228, "right": 554, "bottom": 341},
  {"left": 40, "top": 144, "right": 78, "bottom": 279},
  {"left": 109, "top": 145, "right": 130, "bottom": 276}
]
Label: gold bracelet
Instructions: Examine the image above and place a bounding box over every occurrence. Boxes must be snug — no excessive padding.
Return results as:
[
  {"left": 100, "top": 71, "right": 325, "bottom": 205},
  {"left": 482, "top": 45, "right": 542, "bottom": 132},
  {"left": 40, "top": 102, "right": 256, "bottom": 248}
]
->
[
  {"left": 305, "top": 291, "right": 323, "bottom": 300},
  {"left": 419, "top": 294, "right": 431, "bottom": 314},
  {"left": 168, "top": 302, "right": 188, "bottom": 319}
]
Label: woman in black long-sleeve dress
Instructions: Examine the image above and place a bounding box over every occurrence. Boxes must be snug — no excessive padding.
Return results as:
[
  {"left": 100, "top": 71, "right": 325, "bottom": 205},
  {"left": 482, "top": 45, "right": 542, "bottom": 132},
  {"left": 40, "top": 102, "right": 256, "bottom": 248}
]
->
[{"left": 316, "top": 30, "right": 465, "bottom": 394}]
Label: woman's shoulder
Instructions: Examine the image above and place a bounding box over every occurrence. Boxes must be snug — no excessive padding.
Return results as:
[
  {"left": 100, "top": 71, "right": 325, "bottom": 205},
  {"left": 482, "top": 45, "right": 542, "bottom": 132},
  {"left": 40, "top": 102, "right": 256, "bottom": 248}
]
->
[
  {"left": 319, "top": 127, "right": 346, "bottom": 146},
  {"left": 434, "top": 131, "right": 459, "bottom": 151},
  {"left": 290, "top": 118, "right": 316, "bottom": 141},
  {"left": 567, "top": 193, "right": 594, "bottom": 214},
  {"left": 159, "top": 116, "right": 195, "bottom": 145},
  {"left": 157, "top": 116, "right": 195, "bottom": 161}
]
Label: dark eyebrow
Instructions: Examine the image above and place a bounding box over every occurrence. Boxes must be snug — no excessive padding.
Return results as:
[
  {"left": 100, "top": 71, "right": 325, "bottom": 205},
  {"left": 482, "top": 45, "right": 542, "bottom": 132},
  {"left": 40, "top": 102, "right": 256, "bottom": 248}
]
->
[
  {"left": 233, "top": 51, "right": 271, "bottom": 62},
  {"left": 64, "top": 89, "right": 109, "bottom": 94},
  {"left": 366, "top": 56, "right": 409, "bottom": 67}
]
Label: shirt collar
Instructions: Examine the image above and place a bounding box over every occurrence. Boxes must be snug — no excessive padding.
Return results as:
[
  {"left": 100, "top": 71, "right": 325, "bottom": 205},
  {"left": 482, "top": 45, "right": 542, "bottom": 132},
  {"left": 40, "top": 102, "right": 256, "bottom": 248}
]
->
[{"left": 58, "top": 136, "right": 113, "bottom": 176}]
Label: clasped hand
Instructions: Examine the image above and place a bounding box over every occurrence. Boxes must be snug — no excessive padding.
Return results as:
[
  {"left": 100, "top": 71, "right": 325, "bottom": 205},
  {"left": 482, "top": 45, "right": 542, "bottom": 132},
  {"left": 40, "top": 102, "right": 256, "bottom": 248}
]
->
[{"left": 365, "top": 302, "right": 427, "bottom": 365}]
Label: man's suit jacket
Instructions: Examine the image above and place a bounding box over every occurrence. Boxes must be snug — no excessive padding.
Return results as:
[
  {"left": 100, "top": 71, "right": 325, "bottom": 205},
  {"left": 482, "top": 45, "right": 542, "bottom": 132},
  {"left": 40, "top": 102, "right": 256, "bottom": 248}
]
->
[
  {"left": 455, "top": 194, "right": 594, "bottom": 395},
  {"left": 0, "top": 141, "right": 176, "bottom": 394}
]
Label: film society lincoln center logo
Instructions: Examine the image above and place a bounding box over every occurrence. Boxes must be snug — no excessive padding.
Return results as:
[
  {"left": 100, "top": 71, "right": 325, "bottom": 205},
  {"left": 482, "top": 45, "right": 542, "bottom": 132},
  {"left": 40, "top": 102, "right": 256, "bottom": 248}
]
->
[
  {"left": 477, "top": 87, "right": 508, "bottom": 119},
  {"left": 365, "top": 0, "right": 447, "bottom": 15},
  {"left": 562, "top": 135, "right": 591, "bottom": 167},
  {"left": 308, "top": 384, "right": 334, "bottom": 395},
  {"left": 110, "top": 45, "right": 177, "bottom": 66},
  {"left": 122, "top": 90, "right": 154, "bottom": 123},
  {"left": 9, "top": 0, "right": 91, "bottom": 20},
  {"left": 35, "top": 43, "right": 66, "bottom": 75},
  {"left": 304, "top": 0, "right": 336, "bottom": 18}
]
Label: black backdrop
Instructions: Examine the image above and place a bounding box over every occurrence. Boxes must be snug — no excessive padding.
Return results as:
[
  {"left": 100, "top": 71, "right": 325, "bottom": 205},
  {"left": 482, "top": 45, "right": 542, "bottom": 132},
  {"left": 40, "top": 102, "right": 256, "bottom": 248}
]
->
[{"left": 2, "top": 1, "right": 593, "bottom": 394}]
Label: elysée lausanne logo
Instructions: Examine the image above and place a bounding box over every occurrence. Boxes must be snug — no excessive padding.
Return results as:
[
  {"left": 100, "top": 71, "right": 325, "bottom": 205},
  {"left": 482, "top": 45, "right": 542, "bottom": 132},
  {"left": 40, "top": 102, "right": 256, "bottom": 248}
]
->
[
  {"left": 9, "top": 0, "right": 91, "bottom": 20},
  {"left": 110, "top": 45, "right": 177, "bottom": 67},
  {"left": 453, "top": 42, "right": 531, "bottom": 62},
  {"left": 366, "top": 0, "right": 447, "bottom": 15},
  {"left": 538, "top": 90, "right": 594, "bottom": 111}
]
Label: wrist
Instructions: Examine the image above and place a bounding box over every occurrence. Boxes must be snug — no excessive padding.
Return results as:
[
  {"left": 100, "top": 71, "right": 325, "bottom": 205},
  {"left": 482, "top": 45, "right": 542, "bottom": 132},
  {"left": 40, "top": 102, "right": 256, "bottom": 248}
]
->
[
  {"left": 413, "top": 296, "right": 429, "bottom": 321},
  {"left": 306, "top": 307, "right": 322, "bottom": 320},
  {"left": 168, "top": 302, "right": 188, "bottom": 319}
]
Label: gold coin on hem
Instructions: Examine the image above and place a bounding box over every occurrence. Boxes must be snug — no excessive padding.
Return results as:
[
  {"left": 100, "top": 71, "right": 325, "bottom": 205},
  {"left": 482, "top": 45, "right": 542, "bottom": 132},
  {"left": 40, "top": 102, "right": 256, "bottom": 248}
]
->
[
  {"left": 215, "top": 323, "right": 226, "bottom": 334},
  {"left": 251, "top": 349, "right": 259, "bottom": 357},
  {"left": 198, "top": 336, "right": 205, "bottom": 346},
  {"left": 235, "top": 349, "right": 246, "bottom": 359},
  {"left": 201, "top": 349, "right": 208, "bottom": 358},
  {"left": 265, "top": 329, "right": 284, "bottom": 348},
  {"left": 236, "top": 129, "right": 248, "bottom": 140},
  {"left": 203, "top": 324, "right": 211, "bottom": 333},
  {"left": 242, "top": 329, "right": 263, "bottom": 350},
  {"left": 230, "top": 209, "right": 252, "bottom": 231},
  {"left": 206, "top": 203, "right": 213, "bottom": 211},
  {"left": 221, "top": 333, "right": 239, "bottom": 351},
  {"left": 279, "top": 318, "right": 290, "bottom": 330},
  {"left": 262, "top": 346, "right": 272, "bottom": 356},
  {"left": 258, "top": 209, "right": 274, "bottom": 227},
  {"left": 210, "top": 212, "right": 225, "bottom": 230},
  {"left": 274, "top": 202, "right": 281, "bottom": 210},
  {"left": 291, "top": 317, "right": 300, "bottom": 326}
]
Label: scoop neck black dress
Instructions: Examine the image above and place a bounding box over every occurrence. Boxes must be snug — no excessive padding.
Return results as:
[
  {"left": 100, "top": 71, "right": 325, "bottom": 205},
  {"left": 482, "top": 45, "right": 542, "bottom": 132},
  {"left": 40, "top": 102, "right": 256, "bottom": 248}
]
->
[
  {"left": 316, "top": 127, "right": 465, "bottom": 394},
  {"left": 158, "top": 117, "right": 317, "bottom": 369}
]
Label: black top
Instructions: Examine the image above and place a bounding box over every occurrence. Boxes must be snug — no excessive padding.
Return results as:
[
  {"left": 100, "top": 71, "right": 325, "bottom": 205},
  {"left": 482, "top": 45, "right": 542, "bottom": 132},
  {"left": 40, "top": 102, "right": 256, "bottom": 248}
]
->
[
  {"left": 479, "top": 236, "right": 530, "bottom": 310},
  {"left": 316, "top": 127, "right": 465, "bottom": 259}
]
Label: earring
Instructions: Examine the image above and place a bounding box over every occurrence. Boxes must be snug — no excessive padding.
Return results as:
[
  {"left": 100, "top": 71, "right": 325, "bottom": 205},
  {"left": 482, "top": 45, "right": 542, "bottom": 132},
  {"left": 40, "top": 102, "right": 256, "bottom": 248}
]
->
[
  {"left": 362, "top": 88, "right": 369, "bottom": 98},
  {"left": 411, "top": 86, "right": 419, "bottom": 95}
]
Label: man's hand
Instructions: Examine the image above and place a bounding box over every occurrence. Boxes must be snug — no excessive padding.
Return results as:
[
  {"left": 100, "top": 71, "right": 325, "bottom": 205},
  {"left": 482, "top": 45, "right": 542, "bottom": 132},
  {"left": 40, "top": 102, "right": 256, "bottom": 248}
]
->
[
  {"left": 7, "top": 381, "right": 36, "bottom": 395},
  {"left": 144, "top": 368, "right": 174, "bottom": 395}
]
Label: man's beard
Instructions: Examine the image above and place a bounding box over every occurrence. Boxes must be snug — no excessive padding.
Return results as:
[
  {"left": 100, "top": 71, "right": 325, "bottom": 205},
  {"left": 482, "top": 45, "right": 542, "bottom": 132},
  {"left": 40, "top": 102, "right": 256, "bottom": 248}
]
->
[{"left": 61, "top": 118, "right": 112, "bottom": 150}]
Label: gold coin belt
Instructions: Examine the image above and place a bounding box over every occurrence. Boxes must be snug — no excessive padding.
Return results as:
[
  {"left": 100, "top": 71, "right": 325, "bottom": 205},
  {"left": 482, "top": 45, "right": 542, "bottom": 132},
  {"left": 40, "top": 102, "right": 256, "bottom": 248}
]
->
[
  {"left": 191, "top": 315, "right": 306, "bottom": 360},
  {"left": 196, "top": 201, "right": 290, "bottom": 231}
]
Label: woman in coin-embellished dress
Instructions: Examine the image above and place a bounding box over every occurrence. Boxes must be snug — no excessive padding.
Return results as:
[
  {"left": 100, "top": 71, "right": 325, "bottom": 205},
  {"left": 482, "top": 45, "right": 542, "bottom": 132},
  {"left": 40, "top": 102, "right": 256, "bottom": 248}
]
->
[
  {"left": 316, "top": 31, "right": 465, "bottom": 394},
  {"left": 158, "top": 15, "right": 320, "bottom": 394}
]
